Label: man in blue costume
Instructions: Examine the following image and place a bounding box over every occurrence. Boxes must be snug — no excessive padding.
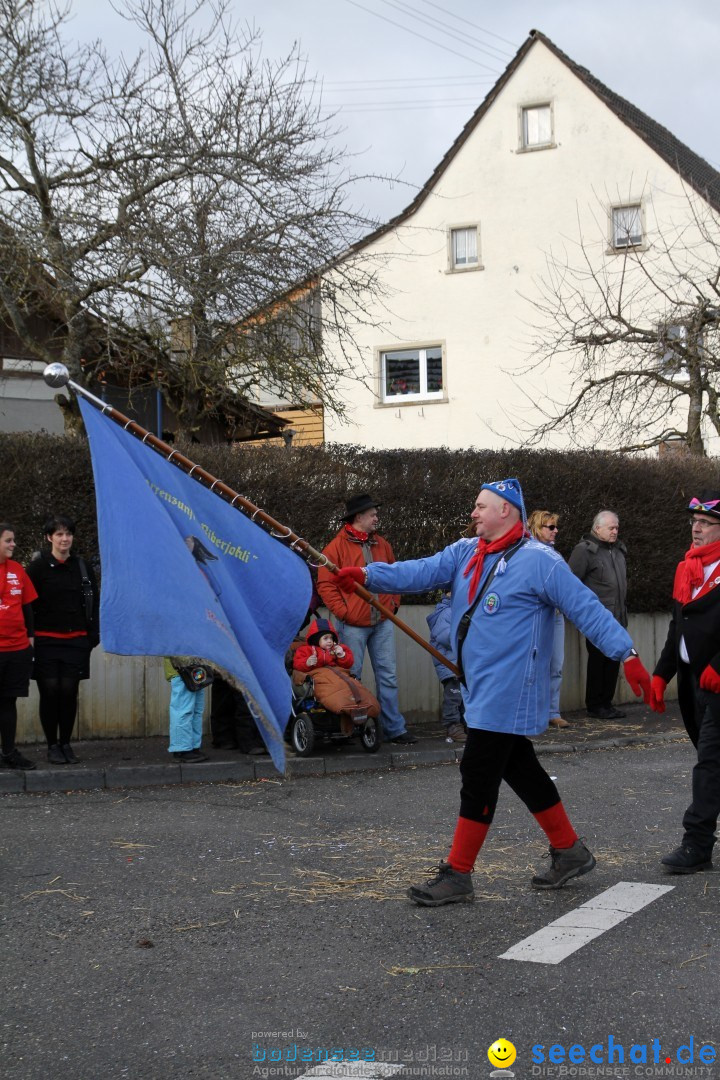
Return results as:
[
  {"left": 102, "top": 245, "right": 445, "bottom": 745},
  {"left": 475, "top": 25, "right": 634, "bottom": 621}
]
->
[{"left": 336, "top": 479, "right": 652, "bottom": 906}]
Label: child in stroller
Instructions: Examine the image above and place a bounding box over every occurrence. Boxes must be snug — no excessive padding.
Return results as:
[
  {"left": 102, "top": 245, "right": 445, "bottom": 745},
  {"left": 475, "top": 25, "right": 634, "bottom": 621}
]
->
[{"left": 288, "top": 618, "right": 381, "bottom": 756}]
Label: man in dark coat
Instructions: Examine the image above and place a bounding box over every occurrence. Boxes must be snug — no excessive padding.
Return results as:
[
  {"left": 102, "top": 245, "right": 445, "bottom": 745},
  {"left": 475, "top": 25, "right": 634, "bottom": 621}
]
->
[
  {"left": 651, "top": 490, "right": 720, "bottom": 873},
  {"left": 569, "top": 510, "right": 628, "bottom": 719}
]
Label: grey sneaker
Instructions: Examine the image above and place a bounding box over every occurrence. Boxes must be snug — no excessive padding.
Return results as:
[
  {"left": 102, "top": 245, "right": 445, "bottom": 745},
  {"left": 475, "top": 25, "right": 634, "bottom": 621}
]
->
[
  {"left": 531, "top": 839, "right": 596, "bottom": 890},
  {"left": 408, "top": 860, "right": 474, "bottom": 906}
]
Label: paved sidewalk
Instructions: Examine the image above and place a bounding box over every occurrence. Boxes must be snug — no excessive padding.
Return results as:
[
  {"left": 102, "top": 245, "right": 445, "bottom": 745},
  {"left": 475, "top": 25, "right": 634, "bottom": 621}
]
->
[{"left": 1, "top": 701, "right": 688, "bottom": 793}]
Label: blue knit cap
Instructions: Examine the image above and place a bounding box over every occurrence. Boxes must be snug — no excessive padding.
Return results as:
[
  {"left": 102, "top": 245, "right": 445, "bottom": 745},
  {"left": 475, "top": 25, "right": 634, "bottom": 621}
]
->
[{"left": 480, "top": 477, "right": 527, "bottom": 524}]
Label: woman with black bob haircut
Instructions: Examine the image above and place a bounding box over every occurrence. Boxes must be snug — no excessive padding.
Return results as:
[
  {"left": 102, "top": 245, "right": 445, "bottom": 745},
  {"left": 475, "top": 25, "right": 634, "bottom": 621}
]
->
[{"left": 26, "top": 515, "right": 99, "bottom": 763}]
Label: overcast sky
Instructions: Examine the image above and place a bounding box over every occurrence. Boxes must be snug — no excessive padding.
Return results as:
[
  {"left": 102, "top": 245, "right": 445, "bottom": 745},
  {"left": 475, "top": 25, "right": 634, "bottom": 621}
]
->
[{"left": 71, "top": 0, "right": 720, "bottom": 223}]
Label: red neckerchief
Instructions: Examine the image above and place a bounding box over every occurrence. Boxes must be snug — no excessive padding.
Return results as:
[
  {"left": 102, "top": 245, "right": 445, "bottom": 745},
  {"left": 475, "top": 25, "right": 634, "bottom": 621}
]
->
[
  {"left": 344, "top": 524, "right": 376, "bottom": 544},
  {"left": 463, "top": 520, "right": 525, "bottom": 603},
  {"left": 673, "top": 537, "right": 720, "bottom": 604}
]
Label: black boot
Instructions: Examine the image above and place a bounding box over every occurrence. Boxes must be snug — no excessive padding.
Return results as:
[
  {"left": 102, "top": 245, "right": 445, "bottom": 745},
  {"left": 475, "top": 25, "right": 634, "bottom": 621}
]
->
[{"left": 661, "top": 844, "right": 713, "bottom": 874}]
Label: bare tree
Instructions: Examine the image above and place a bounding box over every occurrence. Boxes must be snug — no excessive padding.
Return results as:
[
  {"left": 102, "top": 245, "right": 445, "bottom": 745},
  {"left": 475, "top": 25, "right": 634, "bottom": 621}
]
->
[
  {"left": 520, "top": 189, "right": 720, "bottom": 456},
  {"left": 0, "top": 0, "right": 381, "bottom": 435}
]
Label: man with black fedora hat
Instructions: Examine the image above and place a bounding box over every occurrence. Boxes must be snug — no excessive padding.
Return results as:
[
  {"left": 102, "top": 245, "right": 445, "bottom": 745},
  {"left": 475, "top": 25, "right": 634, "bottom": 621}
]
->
[
  {"left": 317, "top": 493, "right": 416, "bottom": 744},
  {"left": 651, "top": 489, "right": 720, "bottom": 873}
]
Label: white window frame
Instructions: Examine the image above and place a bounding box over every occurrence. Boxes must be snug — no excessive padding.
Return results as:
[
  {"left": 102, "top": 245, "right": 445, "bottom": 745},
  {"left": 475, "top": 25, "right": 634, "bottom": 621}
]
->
[
  {"left": 658, "top": 323, "right": 694, "bottom": 382},
  {"left": 610, "top": 203, "right": 644, "bottom": 250},
  {"left": 519, "top": 102, "right": 554, "bottom": 151},
  {"left": 377, "top": 343, "right": 446, "bottom": 406},
  {"left": 448, "top": 224, "right": 481, "bottom": 272}
]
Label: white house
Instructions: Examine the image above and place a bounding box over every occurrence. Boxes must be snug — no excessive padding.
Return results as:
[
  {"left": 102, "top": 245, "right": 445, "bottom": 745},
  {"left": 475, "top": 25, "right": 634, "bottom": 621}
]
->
[{"left": 320, "top": 30, "right": 720, "bottom": 453}]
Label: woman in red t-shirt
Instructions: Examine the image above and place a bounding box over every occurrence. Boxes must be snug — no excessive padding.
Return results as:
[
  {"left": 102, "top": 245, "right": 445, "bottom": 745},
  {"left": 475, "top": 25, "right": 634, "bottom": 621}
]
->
[{"left": 0, "top": 523, "right": 37, "bottom": 770}]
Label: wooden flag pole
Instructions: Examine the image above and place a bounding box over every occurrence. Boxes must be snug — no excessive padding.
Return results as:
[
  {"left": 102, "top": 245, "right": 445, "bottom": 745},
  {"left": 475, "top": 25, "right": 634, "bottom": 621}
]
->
[{"left": 45, "top": 364, "right": 460, "bottom": 677}]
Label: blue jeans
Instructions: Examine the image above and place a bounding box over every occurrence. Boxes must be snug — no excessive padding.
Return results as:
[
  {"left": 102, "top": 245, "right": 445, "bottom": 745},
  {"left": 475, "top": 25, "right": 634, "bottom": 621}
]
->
[
  {"left": 337, "top": 618, "right": 407, "bottom": 738},
  {"left": 549, "top": 611, "right": 565, "bottom": 720},
  {"left": 168, "top": 677, "right": 206, "bottom": 752}
]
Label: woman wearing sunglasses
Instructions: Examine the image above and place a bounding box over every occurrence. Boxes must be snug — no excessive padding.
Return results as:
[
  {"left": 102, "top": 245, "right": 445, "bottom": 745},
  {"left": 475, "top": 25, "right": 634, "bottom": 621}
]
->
[{"left": 528, "top": 510, "right": 569, "bottom": 729}]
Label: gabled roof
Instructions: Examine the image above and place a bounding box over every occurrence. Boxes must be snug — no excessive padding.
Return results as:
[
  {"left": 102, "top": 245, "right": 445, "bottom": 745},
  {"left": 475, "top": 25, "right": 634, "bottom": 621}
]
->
[
  {"left": 350, "top": 29, "right": 720, "bottom": 254},
  {"left": 535, "top": 31, "right": 720, "bottom": 213}
]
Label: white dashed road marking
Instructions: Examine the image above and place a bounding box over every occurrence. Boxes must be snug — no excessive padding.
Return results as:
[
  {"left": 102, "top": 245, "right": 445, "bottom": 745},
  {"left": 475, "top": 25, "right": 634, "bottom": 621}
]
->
[{"left": 499, "top": 881, "right": 675, "bottom": 965}]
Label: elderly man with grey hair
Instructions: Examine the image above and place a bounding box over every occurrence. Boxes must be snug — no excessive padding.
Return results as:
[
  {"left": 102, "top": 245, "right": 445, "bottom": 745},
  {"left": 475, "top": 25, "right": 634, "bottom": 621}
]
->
[{"left": 569, "top": 510, "right": 628, "bottom": 719}]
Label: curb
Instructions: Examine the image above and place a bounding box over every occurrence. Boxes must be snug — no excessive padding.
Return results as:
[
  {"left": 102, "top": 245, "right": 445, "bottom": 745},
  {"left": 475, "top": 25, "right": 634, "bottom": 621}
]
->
[
  {"left": 537, "top": 731, "right": 688, "bottom": 755},
  {"left": 0, "top": 731, "right": 688, "bottom": 794}
]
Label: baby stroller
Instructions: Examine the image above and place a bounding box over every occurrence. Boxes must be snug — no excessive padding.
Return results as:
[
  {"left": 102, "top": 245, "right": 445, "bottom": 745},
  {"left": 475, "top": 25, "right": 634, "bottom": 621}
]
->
[{"left": 286, "top": 676, "right": 382, "bottom": 757}]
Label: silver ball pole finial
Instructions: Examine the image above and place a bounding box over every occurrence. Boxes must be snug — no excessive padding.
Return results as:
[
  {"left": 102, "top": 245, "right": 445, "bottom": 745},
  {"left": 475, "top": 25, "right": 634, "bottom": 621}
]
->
[{"left": 43, "top": 362, "right": 70, "bottom": 389}]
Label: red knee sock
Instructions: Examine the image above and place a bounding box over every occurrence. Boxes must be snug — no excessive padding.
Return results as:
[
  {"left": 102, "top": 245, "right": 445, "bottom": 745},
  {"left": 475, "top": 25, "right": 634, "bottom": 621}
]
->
[
  {"left": 533, "top": 801, "right": 578, "bottom": 850},
  {"left": 448, "top": 816, "right": 489, "bottom": 873}
]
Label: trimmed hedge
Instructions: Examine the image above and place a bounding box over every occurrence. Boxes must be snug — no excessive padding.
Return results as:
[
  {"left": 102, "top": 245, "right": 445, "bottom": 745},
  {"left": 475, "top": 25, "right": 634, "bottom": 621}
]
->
[{"left": 3, "top": 433, "right": 720, "bottom": 611}]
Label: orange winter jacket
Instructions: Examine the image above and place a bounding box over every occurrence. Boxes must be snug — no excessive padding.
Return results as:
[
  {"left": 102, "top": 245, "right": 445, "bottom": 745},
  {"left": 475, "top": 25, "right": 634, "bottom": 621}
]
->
[{"left": 317, "top": 528, "right": 401, "bottom": 627}]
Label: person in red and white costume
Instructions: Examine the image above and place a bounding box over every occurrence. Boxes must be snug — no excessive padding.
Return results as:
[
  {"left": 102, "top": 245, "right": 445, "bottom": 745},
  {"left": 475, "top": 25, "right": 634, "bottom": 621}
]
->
[
  {"left": 652, "top": 490, "right": 720, "bottom": 873},
  {"left": 0, "top": 523, "right": 37, "bottom": 770}
]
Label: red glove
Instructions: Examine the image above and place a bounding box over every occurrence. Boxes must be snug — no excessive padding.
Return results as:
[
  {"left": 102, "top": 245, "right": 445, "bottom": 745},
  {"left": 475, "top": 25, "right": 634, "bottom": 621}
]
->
[
  {"left": 623, "top": 654, "right": 652, "bottom": 703},
  {"left": 700, "top": 664, "right": 720, "bottom": 694},
  {"left": 650, "top": 675, "right": 667, "bottom": 714},
  {"left": 335, "top": 566, "right": 365, "bottom": 593}
]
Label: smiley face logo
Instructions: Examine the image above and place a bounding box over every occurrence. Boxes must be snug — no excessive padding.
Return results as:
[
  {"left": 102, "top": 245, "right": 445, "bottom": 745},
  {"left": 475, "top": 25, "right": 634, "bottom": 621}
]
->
[{"left": 488, "top": 1039, "right": 516, "bottom": 1069}]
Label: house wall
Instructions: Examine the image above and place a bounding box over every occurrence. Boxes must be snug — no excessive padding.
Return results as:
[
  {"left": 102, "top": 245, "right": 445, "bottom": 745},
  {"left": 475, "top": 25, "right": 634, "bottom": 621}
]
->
[
  {"left": 0, "top": 363, "right": 65, "bottom": 434},
  {"left": 323, "top": 40, "right": 716, "bottom": 453},
  {"left": 244, "top": 405, "right": 325, "bottom": 448},
  {"left": 15, "top": 610, "right": 674, "bottom": 743},
  {"left": 273, "top": 406, "right": 324, "bottom": 446}
]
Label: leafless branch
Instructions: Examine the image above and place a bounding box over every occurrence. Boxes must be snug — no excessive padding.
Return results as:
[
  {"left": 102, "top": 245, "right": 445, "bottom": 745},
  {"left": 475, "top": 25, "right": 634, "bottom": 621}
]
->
[{"left": 0, "top": 0, "right": 386, "bottom": 434}]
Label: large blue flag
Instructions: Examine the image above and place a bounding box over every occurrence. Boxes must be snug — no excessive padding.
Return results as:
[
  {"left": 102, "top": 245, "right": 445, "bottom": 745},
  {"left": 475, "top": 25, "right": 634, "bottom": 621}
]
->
[{"left": 79, "top": 397, "right": 311, "bottom": 772}]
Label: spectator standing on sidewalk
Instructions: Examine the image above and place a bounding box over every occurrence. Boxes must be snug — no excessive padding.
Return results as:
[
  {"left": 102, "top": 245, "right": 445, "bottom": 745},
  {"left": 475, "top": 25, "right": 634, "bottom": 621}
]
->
[
  {"left": 164, "top": 659, "right": 209, "bottom": 763},
  {"left": 427, "top": 590, "right": 466, "bottom": 743},
  {"left": 568, "top": 510, "right": 628, "bottom": 720},
  {"left": 26, "top": 515, "right": 99, "bottom": 765},
  {"left": 317, "top": 493, "right": 416, "bottom": 745},
  {"left": 0, "top": 523, "right": 37, "bottom": 770},
  {"left": 210, "top": 677, "right": 267, "bottom": 755},
  {"left": 334, "top": 479, "right": 652, "bottom": 906},
  {"left": 651, "top": 490, "right": 720, "bottom": 874},
  {"left": 528, "top": 510, "right": 569, "bottom": 729}
]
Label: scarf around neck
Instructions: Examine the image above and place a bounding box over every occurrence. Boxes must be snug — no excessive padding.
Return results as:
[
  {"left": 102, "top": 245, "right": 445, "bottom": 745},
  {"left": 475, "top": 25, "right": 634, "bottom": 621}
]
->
[
  {"left": 344, "top": 524, "right": 375, "bottom": 544},
  {"left": 463, "top": 520, "right": 525, "bottom": 603},
  {"left": 673, "top": 537, "right": 720, "bottom": 604}
]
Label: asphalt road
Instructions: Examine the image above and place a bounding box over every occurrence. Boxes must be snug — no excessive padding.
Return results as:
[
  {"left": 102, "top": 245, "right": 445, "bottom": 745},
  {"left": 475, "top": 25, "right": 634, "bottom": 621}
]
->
[{"left": 2, "top": 740, "right": 718, "bottom": 1080}]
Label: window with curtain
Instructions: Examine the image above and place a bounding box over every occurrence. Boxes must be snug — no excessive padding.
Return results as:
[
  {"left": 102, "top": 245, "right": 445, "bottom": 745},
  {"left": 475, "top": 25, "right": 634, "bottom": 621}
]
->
[
  {"left": 451, "top": 226, "right": 479, "bottom": 269},
  {"left": 612, "top": 205, "right": 643, "bottom": 248},
  {"left": 521, "top": 104, "right": 552, "bottom": 148},
  {"left": 658, "top": 323, "right": 694, "bottom": 381},
  {"left": 380, "top": 346, "right": 444, "bottom": 403}
]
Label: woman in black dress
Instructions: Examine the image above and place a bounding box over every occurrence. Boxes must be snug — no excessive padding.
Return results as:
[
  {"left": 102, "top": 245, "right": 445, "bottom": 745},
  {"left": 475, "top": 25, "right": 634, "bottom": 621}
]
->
[{"left": 27, "top": 516, "right": 99, "bottom": 763}]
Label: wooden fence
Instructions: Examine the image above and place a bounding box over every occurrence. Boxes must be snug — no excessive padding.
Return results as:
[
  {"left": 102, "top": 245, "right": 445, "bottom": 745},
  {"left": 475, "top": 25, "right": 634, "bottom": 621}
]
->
[{"left": 16, "top": 610, "right": 674, "bottom": 743}]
